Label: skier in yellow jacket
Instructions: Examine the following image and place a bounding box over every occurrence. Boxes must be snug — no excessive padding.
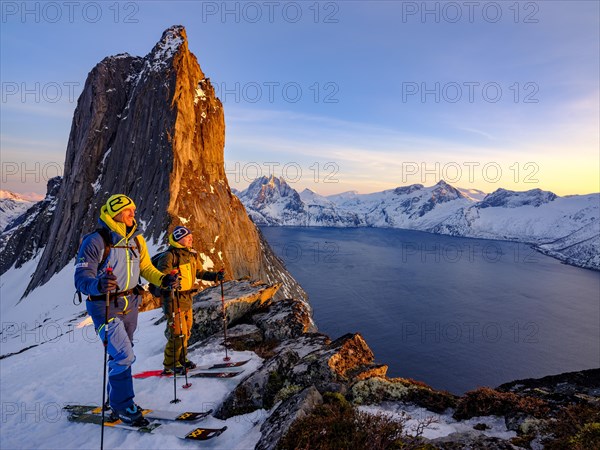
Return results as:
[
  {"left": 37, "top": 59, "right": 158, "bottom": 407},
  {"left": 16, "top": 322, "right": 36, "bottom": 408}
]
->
[{"left": 154, "top": 226, "right": 224, "bottom": 374}]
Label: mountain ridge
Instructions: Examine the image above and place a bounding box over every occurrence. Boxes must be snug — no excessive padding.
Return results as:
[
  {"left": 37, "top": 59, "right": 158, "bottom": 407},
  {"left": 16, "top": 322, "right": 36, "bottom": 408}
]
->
[
  {"left": 0, "top": 190, "right": 36, "bottom": 232},
  {"left": 237, "top": 177, "right": 600, "bottom": 270}
]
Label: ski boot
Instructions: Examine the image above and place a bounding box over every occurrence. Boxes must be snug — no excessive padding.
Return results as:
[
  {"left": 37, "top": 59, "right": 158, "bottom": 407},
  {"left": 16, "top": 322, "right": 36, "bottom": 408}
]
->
[
  {"left": 161, "top": 364, "right": 186, "bottom": 376},
  {"left": 110, "top": 404, "right": 149, "bottom": 426},
  {"left": 182, "top": 359, "right": 197, "bottom": 370}
]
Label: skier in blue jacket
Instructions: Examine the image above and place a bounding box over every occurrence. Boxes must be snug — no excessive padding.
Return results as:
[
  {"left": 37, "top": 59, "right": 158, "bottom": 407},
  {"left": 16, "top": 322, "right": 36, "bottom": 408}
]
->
[{"left": 74, "top": 194, "right": 179, "bottom": 425}]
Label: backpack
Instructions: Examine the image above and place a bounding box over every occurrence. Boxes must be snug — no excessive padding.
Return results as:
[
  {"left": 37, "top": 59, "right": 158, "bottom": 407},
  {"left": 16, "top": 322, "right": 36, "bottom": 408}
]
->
[
  {"left": 148, "top": 249, "right": 180, "bottom": 297},
  {"left": 91, "top": 227, "right": 113, "bottom": 268}
]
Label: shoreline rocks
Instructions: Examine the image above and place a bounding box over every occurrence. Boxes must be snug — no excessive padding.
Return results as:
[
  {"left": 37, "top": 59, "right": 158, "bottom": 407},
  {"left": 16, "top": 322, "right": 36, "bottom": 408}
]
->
[{"left": 187, "top": 280, "right": 600, "bottom": 449}]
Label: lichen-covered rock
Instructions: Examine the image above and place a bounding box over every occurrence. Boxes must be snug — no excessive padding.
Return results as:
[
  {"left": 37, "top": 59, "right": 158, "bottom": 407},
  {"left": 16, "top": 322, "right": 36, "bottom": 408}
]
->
[
  {"left": 327, "top": 333, "right": 374, "bottom": 376},
  {"left": 226, "top": 323, "right": 264, "bottom": 351},
  {"left": 517, "top": 417, "right": 544, "bottom": 436},
  {"left": 255, "top": 386, "right": 323, "bottom": 450},
  {"left": 189, "top": 280, "right": 280, "bottom": 345},
  {"left": 287, "top": 333, "right": 375, "bottom": 394},
  {"left": 504, "top": 411, "right": 530, "bottom": 432},
  {"left": 215, "top": 333, "right": 331, "bottom": 419},
  {"left": 428, "top": 431, "right": 518, "bottom": 449},
  {"left": 274, "top": 334, "right": 331, "bottom": 358},
  {"left": 351, "top": 377, "right": 411, "bottom": 405},
  {"left": 497, "top": 368, "right": 600, "bottom": 407},
  {"left": 348, "top": 363, "right": 389, "bottom": 381},
  {"left": 215, "top": 348, "right": 300, "bottom": 418},
  {"left": 350, "top": 376, "right": 457, "bottom": 413},
  {"left": 253, "top": 298, "right": 317, "bottom": 341},
  {"left": 220, "top": 332, "right": 382, "bottom": 414}
]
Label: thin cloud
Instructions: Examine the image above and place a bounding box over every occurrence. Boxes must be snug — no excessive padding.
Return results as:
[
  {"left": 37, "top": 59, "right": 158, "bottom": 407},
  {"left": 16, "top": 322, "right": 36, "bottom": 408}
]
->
[
  {"left": 458, "top": 128, "right": 495, "bottom": 140},
  {"left": 1, "top": 102, "right": 77, "bottom": 119}
]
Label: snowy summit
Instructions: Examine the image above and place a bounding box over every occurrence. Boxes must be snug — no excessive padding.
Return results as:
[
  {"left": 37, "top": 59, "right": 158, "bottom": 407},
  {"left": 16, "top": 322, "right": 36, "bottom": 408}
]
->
[{"left": 237, "top": 178, "right": 600, "bottom": 270}]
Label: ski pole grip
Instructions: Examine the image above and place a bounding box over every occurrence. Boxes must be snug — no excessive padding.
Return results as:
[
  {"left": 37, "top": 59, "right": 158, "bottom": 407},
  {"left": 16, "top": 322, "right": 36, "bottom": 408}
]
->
[
  {"left": 169, "top": 269, "right": 179, "bottom": 292},
  {"left": 105, "top": 267, "right": 115, "bottom": 293}
]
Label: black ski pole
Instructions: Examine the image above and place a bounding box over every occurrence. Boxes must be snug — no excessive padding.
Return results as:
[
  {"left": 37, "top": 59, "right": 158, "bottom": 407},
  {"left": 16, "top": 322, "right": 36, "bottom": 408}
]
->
[
  {"left": 100, "top": 266, "right": 113, "bottom": 450},
  {"left": 176, "top": 289, "right": 192, "bottom": 389},
  {"left": 169, "top": 272, "right": 181, "bottom": 404},
  {"left": 220, "top": 276, "right": 230, "bottom": 362}
]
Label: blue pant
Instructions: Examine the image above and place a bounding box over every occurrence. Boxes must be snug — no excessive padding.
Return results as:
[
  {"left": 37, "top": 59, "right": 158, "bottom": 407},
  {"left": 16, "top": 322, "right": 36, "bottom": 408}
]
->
[{"left": 86, "top": 295, "right": 140, "bottom": 412}]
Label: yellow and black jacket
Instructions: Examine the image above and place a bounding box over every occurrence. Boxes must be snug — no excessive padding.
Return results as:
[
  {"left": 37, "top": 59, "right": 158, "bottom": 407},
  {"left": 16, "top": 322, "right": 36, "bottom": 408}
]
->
[{"left": 154, "top": 235, "right": 219, "bottom": 310}]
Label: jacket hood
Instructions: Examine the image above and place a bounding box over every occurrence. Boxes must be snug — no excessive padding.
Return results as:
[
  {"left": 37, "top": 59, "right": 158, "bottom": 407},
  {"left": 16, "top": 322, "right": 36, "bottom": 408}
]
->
[
  {"left": 99, "top": 205, "right": 138, "bottom": 240},
  {"left": 169, "top": 233, "right": 187, "bottom": 248}
]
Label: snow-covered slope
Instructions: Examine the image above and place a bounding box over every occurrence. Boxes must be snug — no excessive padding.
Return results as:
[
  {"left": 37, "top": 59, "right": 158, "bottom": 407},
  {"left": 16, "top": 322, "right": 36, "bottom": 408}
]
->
[
  {"left": 433, "top": 190, "right": 598, "bottom": 243},
  {"left": 0, "top": 260, "right": 265, "bottom": 450},
  {"left": 457, "top": 187, "right": 487, "bottom": 202},
  {"left": 237, "top": 179, "right": 600, "bottom": 270},
  {"left": 299, "top": 188, "right": 364, "bottom": 227},
  {"left": 0, "top": 247, "right": 528, "bottom": 449},
  {"left": 334, "top": 180, "right": 472, "bottom": 229},
  {"left": 0, "top": 190, "right": 36, "bottom": 232},
  {"left": 238, "top": 177, "right": 468, "bottom": 228},
  {"left": 237, "top": 176, "right": 363, "bottom": 226},
  {"left": 537, "top": 219, "right": 600, "bottom": 269}
]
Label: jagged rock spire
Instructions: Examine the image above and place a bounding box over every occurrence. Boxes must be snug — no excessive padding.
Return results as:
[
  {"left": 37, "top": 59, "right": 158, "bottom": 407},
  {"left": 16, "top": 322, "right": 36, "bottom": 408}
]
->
[{"left": 1, "top": 26, "right": 305, "bottom": 301}]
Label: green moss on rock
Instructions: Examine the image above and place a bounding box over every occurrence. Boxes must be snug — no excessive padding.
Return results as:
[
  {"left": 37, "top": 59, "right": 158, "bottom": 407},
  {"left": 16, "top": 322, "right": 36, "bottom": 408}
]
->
[{"left": 350, "top": 377, "right": 457, "bottom": 413}]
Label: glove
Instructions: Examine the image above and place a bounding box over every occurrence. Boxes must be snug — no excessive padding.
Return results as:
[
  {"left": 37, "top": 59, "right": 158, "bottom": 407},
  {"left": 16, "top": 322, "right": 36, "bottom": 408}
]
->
[
  {"left": 161, "top": 272, "right": 181, "bottom": 290},
  {"left": 203, "top": 270, "right": 225, "bottom": 282},
  {"left": 98, "top": 271, "right": 119, "bottom": 293}
]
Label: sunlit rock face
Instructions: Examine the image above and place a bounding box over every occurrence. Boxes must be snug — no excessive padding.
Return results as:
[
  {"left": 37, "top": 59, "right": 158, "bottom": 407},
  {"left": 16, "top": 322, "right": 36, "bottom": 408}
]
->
[{"left": 0, "top": 26, "right": 306, "bottom": 302}]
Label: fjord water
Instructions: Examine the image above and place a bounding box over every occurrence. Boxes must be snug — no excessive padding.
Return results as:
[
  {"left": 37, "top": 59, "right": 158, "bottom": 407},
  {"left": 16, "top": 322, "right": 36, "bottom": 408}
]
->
[{"left": 261, "top": 227, "right": 600, "bottom": 394}]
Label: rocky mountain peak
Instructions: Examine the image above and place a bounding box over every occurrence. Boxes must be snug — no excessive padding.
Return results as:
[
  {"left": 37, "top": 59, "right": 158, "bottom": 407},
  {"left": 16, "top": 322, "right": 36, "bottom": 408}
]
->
[
  {"left": 393, "top": 183, "right": 424, "bottom": 196},
  {"left": 431, "top": 179, "right": 466, "bottom": 200},
  {"left": 0, "top": 191, "right": 36, "bottom": 233},
  {"left": 242, "top": 176, "right": 298, "bottom": 202},
  {"left": 299, "top": 188, "right": 324, "bottom": 203},
  {"left": 262, "top": 175, "right": 287, "bottom": 189},
  {"left": 146, "top": 25, "right": 187, "bottom": 73},
  {"left": 480, "top": 187, "right": 558, "bottom": 208},
  {"left": 0, "top": 191, "right": 26, "bottom": 201},
  {"left": 155, "top": 25, "right": 186, "bottom": 52},
  {"left": 0, "top": 26, "right": 306, "bottom": 301}
]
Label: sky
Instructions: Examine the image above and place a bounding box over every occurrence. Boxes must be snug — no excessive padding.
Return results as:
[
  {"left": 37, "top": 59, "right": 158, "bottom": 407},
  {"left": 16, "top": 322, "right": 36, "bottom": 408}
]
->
[{"left": 1, "top": 1, "right": 599, "bottom": 197}]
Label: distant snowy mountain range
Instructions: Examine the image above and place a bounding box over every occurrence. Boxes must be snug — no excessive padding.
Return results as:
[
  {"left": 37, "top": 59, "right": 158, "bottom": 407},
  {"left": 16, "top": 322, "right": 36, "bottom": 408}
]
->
[
  {"left": 3, "top": 180, "right": 598, "bottom": 270},
  {"left": 0, "top": 190, "right": 36, "bottom": 232},
  {"left": 236, "top": 176, "right": 600, "bottom": 270}
]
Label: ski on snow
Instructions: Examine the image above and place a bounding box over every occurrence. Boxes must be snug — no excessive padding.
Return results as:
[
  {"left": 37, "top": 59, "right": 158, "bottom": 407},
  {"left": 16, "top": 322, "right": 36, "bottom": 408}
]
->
[
  {"left": 64, "top": 404, "right": 212, "bottom": 422},
  {"left": 133, "top": 359, "right": 250, "bottom": 379},
  {"left": 134, "top": 370, "right": 243, "bottom": 379},
  {"left": 64, "top": 405, "right": 226, "bottom": 441}
]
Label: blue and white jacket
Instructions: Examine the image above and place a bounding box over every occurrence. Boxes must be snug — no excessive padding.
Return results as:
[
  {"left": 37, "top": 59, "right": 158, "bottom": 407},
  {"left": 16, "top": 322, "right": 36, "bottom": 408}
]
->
[{"left": 74, "top": 205, "right": 164, "bottom": 298}]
